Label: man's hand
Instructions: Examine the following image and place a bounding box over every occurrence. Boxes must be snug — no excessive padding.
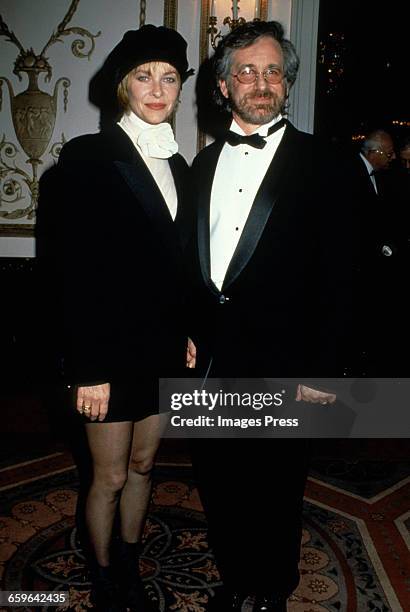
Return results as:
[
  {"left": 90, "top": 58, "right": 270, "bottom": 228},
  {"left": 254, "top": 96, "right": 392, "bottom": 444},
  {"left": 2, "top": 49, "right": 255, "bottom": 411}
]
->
[
  {"left": 76, "top": 383, "right": 110, "bottom": 422},
  {"left": 186, "top": 338, "right": 197, "bottom": 369},
  {"left": 296, "top": 384, "right": 336, "bottom": 404}
]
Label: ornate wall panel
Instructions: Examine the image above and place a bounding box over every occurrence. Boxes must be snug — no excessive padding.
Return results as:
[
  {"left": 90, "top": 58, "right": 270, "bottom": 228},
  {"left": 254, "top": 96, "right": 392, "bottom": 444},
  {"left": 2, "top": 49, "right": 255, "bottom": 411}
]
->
[
  {"left": 0, "top": 0, "right": 177, "bottom": 239},
  {"left": 0, "top": 1, "right": 100, "bottom": 236}
]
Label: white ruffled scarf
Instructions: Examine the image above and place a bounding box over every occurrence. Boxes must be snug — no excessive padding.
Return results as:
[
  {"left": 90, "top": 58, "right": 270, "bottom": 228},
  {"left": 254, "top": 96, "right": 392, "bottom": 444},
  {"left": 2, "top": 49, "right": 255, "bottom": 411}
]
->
[{"left": 118, "top": 111, "right": 178, "bottom": 159}]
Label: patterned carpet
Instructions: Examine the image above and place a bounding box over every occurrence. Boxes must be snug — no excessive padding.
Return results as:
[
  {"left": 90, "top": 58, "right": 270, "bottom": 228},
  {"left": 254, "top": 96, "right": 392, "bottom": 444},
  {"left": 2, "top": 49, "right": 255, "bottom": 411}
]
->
[{"left": 0, "top": 452, "right": 409, "bottom": 612}]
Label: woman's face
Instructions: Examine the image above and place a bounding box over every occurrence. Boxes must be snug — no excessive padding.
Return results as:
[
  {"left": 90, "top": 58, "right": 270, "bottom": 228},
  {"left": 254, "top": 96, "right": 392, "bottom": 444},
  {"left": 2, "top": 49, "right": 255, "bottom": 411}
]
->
[{"left": 126, "top": 61, "right": 180, "bottom": 124}]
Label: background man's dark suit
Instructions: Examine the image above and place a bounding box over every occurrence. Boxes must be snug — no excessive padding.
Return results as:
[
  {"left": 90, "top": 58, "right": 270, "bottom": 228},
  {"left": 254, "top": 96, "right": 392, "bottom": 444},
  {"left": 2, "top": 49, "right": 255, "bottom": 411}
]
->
[
  {"left": 188, "top": 121, "right": 354, "bottom": 599},
  {"left": 352, "top": 154, "right": 409, "bottom": 375}
]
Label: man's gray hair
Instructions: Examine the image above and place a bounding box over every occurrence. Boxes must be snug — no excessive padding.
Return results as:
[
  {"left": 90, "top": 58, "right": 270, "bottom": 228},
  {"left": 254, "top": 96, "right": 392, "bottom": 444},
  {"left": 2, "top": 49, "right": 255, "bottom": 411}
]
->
[{"left": 361, "top": 129, "right": 390, "bottom": 154}]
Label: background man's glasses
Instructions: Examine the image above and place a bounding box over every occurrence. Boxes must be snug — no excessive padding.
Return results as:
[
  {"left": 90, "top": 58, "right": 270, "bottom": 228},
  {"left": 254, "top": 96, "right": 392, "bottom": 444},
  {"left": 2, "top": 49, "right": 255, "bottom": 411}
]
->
[{"left": 232, "top": 67, "right": 284, "bottom": 85}]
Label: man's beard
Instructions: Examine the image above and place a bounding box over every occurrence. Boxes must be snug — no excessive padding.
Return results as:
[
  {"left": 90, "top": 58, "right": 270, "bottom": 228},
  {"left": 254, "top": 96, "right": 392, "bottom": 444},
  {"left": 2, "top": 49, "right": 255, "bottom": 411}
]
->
[{"left": 230, "top": 89, "right": 285, "bottom": 125}]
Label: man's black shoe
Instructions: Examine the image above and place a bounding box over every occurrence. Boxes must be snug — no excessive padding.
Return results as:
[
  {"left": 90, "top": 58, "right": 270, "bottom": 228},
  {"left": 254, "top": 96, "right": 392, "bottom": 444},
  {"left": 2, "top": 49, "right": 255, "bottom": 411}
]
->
[
  {"left": 207, "top": 588, "right": 243, "bottom": 611},
  {"left": 253, "top": 595, "right": 287, "bottom": 612}
]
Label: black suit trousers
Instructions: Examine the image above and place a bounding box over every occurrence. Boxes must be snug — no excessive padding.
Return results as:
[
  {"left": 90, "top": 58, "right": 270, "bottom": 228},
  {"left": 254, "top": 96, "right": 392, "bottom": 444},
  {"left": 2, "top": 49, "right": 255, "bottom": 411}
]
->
[{"left": 191, "top": 438, "right": 309, "bottom": 597}]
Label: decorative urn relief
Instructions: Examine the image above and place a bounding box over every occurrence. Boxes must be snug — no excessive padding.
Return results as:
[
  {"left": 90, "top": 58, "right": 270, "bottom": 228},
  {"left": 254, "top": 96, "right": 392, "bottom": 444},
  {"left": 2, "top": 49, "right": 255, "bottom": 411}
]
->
[{"left": 0, "top": 1, "right": 100, "bottom": 232}]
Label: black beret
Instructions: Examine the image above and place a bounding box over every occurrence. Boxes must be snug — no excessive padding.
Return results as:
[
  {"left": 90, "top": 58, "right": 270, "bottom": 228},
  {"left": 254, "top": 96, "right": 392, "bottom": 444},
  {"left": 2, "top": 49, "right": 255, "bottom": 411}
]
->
[{"left": 111, "top": 24, "right": 193, "bottom": 84}]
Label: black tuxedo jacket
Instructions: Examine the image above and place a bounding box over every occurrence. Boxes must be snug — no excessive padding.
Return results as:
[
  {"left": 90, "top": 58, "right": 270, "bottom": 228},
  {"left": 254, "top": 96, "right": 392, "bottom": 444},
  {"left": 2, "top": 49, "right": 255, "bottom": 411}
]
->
[
  {"left": 353, "top": 156, "right": 398, "bottom": 271},
  {"left": 353, "top": 155, "right": 410, "bottom": 266},
  {"left": 38, "top": 125, "right": 189, "bottom": 390},
  {"left": 351, "top": 155, "right": 410, "bottom": 373},
  {"left": 188, "top": 122, "right": 355, "bottom": 380}
]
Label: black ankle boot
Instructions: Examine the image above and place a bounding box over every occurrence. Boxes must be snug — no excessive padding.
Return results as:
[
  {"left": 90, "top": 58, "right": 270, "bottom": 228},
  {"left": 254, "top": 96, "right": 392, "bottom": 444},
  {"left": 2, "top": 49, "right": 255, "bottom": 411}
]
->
[
  {"left": 113, "top": 540, "right": 154, "bottom": 611},
  {"left": 89, "top": 564, "right": 125, "bottom": 612}
]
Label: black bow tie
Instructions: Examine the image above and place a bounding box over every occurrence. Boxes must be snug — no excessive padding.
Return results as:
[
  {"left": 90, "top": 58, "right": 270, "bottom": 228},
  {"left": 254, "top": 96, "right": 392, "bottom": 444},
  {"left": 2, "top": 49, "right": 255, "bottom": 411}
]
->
[{"left": 225, "top": 117, "right": 286, "bottom": 149}]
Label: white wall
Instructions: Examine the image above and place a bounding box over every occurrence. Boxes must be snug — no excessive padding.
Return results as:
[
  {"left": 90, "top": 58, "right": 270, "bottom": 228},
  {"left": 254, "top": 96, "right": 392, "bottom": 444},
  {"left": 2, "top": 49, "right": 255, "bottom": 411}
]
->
[{"left": 269, "top": 0, "right": 292, "bottom": 26}]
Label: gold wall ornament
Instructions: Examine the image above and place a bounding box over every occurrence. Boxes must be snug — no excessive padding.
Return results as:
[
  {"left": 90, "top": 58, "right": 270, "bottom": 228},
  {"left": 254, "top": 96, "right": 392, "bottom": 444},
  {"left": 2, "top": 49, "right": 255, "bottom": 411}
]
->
[
  {"left": 140, "top": 0, "right": 147, "bottom": 26},
  {"left": 164, "top": 0, "right": 178, "bottom": 31},
  {"left": 0, "top": 1, "right": 100, "bottom": 236},
  {"left": 0, "top": 136, "right": 37, "bottom": 221},
  {"left": 207, "top": 0, "right": 268, "bottom": 50},
  {"left": 50, "top": 134, "right": 67, "bottom": 161},
  {"left": 164, "top": 0, "right": 179, "bottom": 134}
]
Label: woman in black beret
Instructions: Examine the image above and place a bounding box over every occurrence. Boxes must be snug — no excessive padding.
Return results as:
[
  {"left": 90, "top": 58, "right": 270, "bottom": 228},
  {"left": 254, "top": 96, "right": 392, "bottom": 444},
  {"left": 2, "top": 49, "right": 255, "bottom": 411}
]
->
[{"left": 40, "top": 25, "right": 193, "bottom": 612}]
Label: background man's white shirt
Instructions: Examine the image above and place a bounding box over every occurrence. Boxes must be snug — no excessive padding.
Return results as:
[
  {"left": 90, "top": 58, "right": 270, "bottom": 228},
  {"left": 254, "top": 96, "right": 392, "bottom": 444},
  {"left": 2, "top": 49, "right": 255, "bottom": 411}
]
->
[{"left": 360, "top": 152, "right": 378, "bottom": 195}]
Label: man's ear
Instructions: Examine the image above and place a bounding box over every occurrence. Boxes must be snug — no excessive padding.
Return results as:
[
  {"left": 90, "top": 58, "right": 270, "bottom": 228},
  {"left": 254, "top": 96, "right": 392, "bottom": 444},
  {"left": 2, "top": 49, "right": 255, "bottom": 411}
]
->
[
  {"left": 219, "top": 79, "right": 229, "bottom": 99},
  {"left": 366, "top": 150, "right": 376, "bottom": 164}
]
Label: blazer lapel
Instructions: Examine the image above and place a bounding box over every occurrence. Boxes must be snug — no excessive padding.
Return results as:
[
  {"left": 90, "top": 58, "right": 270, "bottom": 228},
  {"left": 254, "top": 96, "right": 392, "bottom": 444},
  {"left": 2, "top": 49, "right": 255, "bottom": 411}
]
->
[
  {"left": 169, "top": 154, "right": 190, "bottom": 249},
  {"left": 197, "top": 142, "right": 224, "bottom": 295},
  {"left": 114, "top": 154, "right": 181, "bottom": 259},
  {"left": 222, "top": 123, "right": 296, "bottom": 290},
  {"left": 169, "top": 155, "right": 184, "bottom": 217}
]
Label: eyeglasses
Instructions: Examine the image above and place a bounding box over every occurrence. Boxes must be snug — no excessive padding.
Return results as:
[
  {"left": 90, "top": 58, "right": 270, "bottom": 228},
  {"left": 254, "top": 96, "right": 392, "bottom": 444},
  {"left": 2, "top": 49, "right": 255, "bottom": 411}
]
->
[
  {"left": 371, "top": 148, "right": 395, "bottom": 160},
  {"left": 231, "top": 66, "right": 284, "bottom": 85}
]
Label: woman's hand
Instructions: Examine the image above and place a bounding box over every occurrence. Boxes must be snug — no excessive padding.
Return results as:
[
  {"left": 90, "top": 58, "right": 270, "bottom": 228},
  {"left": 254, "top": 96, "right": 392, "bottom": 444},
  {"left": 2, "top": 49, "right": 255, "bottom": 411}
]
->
[
  {"left": 76, "top": 383, "right": 110, "bottom": 422},
  {"left": 186, "top": 338, "right": 197, "bottom": 369}
]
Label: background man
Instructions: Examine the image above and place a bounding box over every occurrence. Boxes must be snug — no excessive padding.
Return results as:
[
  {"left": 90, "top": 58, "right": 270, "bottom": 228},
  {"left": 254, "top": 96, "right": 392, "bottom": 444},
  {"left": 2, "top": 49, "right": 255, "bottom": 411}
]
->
[
  {"left": 188, "top": 21, "right": 354, "bottom": 612},
  {"left": 354, "top": 129, "right": 408, "bottom": 375}
]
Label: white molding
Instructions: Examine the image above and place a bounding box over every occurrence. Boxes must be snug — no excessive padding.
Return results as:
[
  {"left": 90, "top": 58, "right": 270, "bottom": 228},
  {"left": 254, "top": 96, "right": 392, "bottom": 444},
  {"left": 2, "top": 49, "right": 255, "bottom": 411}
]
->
[{"left": 0, "top": 238, "right": 35, "bottom": 257}]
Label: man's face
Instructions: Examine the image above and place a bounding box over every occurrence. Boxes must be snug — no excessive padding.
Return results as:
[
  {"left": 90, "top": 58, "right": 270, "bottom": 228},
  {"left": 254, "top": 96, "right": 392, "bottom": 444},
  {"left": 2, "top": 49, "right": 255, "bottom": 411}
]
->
[
  {"left": 399, "top": 148, "right": 410, "bottom": 172},
  {"left": 368, "top": 134, "right": 396, "bottom": 171},
  {"left": 219, "top": 36, "right": 287, "bottom": 133}
]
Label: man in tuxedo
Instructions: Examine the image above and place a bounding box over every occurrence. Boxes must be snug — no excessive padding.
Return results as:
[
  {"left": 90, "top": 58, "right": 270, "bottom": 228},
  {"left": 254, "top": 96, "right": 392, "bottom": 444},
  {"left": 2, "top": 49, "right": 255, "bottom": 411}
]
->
[{"left": 188, "top": 21, "right": 354, "bottom": 612}]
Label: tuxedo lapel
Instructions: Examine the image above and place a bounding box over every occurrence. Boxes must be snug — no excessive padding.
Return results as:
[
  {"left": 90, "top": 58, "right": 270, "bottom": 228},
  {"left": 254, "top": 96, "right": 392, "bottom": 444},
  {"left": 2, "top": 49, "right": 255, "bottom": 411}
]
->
[
  {"left": 197, "top": 142, "right": 224, "bottom": 294},
  {"left": 358, "top": 156, "right": 378, "bottom": 199},
  {"left": 222, "top": 123, "right": 296, "bottom": 290}
]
